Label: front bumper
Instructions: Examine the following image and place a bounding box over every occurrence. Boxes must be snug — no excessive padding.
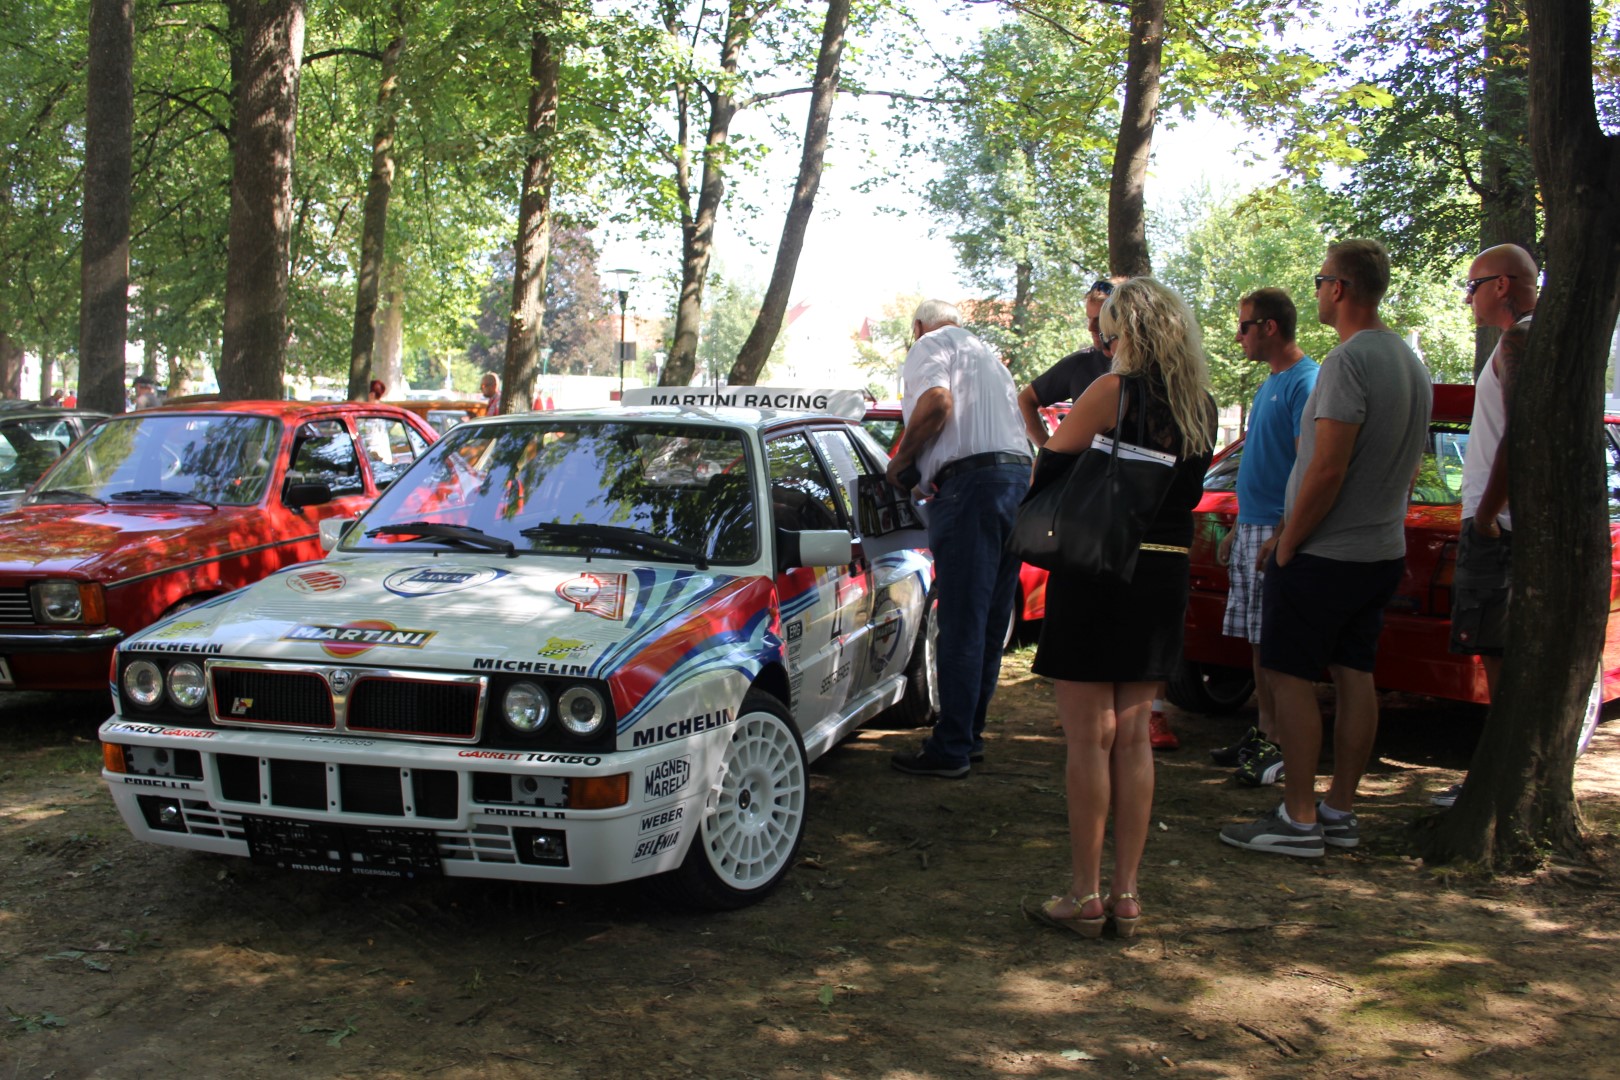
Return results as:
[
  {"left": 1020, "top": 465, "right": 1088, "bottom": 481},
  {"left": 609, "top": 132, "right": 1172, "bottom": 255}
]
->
[{"left": 0, "top": 626, "right": 124, "bottom": 651}]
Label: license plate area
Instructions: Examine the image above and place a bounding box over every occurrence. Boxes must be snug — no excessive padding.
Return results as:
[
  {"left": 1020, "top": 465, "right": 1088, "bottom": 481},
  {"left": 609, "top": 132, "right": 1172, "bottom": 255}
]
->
[
  {"left": 0, "top": 657, "right": 12, "bottom": 687},
  {"left": 242, "top": 816, "right": 441, "bottom": 879}
]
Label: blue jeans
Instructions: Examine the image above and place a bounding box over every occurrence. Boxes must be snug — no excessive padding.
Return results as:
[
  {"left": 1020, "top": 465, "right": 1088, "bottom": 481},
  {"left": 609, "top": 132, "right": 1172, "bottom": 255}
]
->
[{"left": 922, "top": 463, "right": 1026, "bottom": 765}]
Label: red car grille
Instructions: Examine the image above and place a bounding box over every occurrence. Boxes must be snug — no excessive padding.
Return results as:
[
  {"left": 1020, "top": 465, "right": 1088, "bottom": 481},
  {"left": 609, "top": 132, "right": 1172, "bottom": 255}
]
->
[{"left": 0, "top": 588, "right": 33, "bottom": 625}]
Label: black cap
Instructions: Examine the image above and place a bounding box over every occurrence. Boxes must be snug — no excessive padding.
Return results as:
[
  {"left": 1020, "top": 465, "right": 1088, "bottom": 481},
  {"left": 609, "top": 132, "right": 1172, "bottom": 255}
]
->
[{"left": 133, "top": 375, "right": 155, "bottom": 386}]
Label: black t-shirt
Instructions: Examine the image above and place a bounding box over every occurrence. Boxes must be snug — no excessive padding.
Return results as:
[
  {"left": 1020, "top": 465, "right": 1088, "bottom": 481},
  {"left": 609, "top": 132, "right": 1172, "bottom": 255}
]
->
[{"left": 1029, "top": 347, "right": 1111, "bottom": 406}]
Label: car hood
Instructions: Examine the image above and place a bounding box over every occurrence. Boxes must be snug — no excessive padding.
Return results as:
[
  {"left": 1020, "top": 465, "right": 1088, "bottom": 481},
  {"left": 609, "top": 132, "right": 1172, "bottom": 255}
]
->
[
  {"left": 0, "top": 502, "right": 249, "bottom": 579},
  {"left": 120, "top": 554, "right": 762, "bottom": 680}
]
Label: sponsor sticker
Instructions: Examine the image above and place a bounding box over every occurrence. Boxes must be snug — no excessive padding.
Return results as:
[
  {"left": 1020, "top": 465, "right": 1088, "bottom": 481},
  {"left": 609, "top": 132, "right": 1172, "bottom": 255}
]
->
[
  {"left": 148, "top": 619, "right": 210, "bottom": 640},
  {"left": 283, "top": 621, "right": 436, "bottom": 659},
  {"left": 537, "top": 637, "right": 590, "bottom": 659},
  {"left": 784, "top": 620, "right": 804, "bottom": 643},
  {"left": 103, "top": 722, "right": 217, "bottom": 739},
  {"left": 643, "top": 755, "right": 691, "bottom": 802},
  {"left": 287, "top": 568, "right": 347, "bottom": 594},
  {"left": 638, "top": 805, "right": 684, "bottom": 834},
  {"left": 383, "top": 566, "right": 504, "bottom": 597},
  {"left": 629, "top": 709, "right": 734, "bottom": 749},
  {"left": 632, "top": 828, "right": 683, "bottom": 862},
  {"left": 556, "top": 573, "right": 627, "bottom": 620}
]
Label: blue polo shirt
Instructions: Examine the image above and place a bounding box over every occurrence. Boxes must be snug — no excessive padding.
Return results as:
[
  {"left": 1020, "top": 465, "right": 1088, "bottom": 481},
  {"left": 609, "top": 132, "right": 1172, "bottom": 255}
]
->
[{"left": 1237, "top": 357, "right": 1318, "bottom": 526}]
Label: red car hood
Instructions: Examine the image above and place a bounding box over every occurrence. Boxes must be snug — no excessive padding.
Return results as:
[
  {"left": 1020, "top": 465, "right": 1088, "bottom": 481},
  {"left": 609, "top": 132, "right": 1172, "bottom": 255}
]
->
[{"left": 0, "top": 503, "right": 276, "bottom": 582}]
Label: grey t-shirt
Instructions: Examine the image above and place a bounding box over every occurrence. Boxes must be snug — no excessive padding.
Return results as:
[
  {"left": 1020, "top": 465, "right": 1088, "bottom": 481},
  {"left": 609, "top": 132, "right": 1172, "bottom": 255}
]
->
[{"left": 1284, "top": 329, "right": 1433, "bottom": 561}]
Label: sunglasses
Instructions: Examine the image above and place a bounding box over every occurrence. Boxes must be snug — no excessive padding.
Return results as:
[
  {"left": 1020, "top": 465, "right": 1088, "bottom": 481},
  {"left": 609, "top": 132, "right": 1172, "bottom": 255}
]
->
[
  {"left": 1465, "top": 273, "right": 1518, "bottom": 297},
  {"left": 1237, "top": 319, "right": 1267, "bottom": 334},
  {"left": 1090, "top": 280, "right": 1115, "bottom": 295},
  {"left": 1314, "top": 274, "right": 1347, "bottom": 291},
  {"left": 1100, "top": 333, "right": 1120, "bottom": 348}
]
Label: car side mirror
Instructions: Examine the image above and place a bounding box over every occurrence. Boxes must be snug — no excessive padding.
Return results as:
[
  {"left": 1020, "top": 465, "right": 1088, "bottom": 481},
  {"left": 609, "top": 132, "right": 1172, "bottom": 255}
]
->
[
  {"left": 284, "top": 480, "right": 333, "bottom": 509},
  {"left": 780, "top": 528, "right": 852, "bottom": 569},
  {"left": 319, "top": 516, "right": 356, "bottom": 551}
]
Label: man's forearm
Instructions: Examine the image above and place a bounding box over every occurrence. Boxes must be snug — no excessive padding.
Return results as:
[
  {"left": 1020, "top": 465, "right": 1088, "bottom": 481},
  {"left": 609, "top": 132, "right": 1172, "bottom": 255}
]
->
[{"left": 1017, "top": 387, "right": 1049, "bottom": 448}]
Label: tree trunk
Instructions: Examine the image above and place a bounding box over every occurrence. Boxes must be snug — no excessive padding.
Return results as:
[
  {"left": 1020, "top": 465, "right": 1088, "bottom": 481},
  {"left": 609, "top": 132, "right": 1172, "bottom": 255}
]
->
[
  {"left": 1475, "top": 0, "right": 1538, "bottom": 375},
  {"left": 346, "top": 20, "right": 405, "bottom": 401},
  {"left": 1415, "top": 0, "right": 1620, "bottom": 871},
  {"left": 375, "top": 272, "right": 404, "bottom": 390},
  {"left": 1107, "top": 0, "right": 1164, "bottom": 278},
  {"left": 661, "top": 0, "right": 751, "bottom": 387},
  {"left": 500, "top": 18, "right": 560, "bottom": 415},
  {"left": 728, "top": 0, "right": 848, "bottom": 387},
  {"left": 0, "top": 330, "right": 23, "bottom": 399},
  {"left": 218, "top": 0, "right": 305, "bottom": 401},
  {"left": 38, "top": 346, "right": 55, "bottom": 402},
  {"left": 79, "top": 0, "right": 134, "bottom": 415}
]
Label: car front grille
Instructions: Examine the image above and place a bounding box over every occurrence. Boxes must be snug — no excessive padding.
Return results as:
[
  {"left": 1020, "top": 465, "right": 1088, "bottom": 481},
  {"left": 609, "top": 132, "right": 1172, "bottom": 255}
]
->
[
  {"left": 348, "top": 676, "right": 481, "bottom": 740},
  {"left": 211, "top": 667, "right": 335, "bottom": 728},
  {"left": 0, "top": 588, "right": 33, "bottom": 625},
  {"left": 208, "top": 662, "right": 485, "bottom": 743}
]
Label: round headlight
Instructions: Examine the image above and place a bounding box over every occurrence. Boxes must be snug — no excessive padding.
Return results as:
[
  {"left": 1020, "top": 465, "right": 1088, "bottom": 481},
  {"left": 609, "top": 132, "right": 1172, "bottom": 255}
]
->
[
  {"left": 557, "top": 686, "right": 606, "bottom": 736},
  {"left": 124, "top": 660, "right": 163, "bottom": 708},
  {"left": 503, "top": 681, "right": 550, "bottom": 733},
  {"left": 167, "top": 661, "right": 207, "bottom": 710}
]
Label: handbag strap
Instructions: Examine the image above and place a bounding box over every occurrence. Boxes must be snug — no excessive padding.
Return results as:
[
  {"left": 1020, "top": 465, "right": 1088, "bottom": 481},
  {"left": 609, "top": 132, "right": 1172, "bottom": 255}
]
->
[{"left": 1104, "top": 375, "right": 1147, "bottom": 469}]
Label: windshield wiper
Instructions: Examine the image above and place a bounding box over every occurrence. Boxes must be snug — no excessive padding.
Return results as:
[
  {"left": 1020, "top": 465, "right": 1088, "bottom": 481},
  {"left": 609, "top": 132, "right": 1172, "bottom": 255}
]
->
[
  {"left": 30, "top": 489, "right": 107, "bottom": 506},
  {"left": 366, "top": 520, "right": 516, "bottom": 555},
  {"left": 518, "top": 521, "right": 708, "bottom": 570},
  {"left": 108, "top": 489, "right": 216, "bottom": 508}
]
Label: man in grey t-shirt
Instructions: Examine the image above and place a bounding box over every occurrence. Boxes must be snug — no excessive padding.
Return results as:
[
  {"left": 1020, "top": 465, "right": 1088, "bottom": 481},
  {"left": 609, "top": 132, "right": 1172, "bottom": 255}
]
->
[{"left": 1220, "top": 239, "right": 1432, "bottom": 859}]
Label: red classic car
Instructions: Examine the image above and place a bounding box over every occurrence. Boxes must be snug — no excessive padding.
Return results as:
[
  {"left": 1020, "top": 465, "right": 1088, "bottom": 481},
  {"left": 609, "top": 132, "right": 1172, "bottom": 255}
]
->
[
  {"left": 0, "top": 400, "right": 437, "bottom": 691},
  {"left": 1171, "top": 383, "right": 1620, "bottom": 747}
]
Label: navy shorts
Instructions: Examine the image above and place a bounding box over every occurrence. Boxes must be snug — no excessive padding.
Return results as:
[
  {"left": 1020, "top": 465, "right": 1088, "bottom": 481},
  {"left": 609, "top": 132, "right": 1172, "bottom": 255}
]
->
[
  {"left": 1449, "top": 520, "right": 1510, "bottom": 657},
  {"left": 1260, "top": 552, "right": 1405, "bottom": 679}
]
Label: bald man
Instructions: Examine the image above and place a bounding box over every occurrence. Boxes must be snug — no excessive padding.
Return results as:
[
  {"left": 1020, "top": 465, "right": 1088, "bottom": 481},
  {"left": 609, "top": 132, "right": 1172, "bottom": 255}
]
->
[{"left": 1432, "top": 243, "right": 1539, "bottom": 807}]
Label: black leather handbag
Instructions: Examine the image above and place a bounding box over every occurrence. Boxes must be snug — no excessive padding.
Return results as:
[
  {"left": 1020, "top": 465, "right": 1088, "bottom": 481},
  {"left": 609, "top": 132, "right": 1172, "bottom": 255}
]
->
[{"left": 1006, "top": 376, "right": 1177, "bottom": 583}]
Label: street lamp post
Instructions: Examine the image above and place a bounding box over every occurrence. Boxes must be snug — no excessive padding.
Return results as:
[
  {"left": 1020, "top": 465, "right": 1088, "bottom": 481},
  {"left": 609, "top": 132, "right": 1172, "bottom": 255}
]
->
[{"left": 610, "top": 268, "right": 637, "bottom": 397}]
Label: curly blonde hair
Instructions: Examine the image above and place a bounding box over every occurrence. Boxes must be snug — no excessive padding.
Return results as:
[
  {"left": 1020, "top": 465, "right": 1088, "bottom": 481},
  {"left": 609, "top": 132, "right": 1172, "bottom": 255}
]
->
[{"left": 1098, "top": 277, "right": 1215, "bottom": 455}]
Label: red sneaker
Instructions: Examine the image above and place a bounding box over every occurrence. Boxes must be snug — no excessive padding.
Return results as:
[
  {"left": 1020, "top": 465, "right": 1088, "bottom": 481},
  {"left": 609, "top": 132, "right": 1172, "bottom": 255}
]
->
[{"left": 1148, "top": 711, "right": 1180, "bottom": 751}]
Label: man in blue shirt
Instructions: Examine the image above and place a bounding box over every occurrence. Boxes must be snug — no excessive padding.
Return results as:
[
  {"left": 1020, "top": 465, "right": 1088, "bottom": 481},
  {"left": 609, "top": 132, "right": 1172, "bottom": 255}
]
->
[{"left": 1210, "top": 288, "right": 1318, "bottom": 786}]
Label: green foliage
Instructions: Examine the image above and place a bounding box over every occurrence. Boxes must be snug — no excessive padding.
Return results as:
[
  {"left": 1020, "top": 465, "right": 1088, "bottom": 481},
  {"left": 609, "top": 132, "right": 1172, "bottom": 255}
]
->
[
  {"left": 698, "top": 267, "right": 784, "bottom": 385},
  {"left": 851, "top": 291, "right": 920, "bottom": 398}
]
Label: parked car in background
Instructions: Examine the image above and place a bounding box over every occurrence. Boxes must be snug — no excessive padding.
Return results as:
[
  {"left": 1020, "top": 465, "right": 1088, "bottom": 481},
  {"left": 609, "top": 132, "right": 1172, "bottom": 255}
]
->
[
  {"left": 1172, "top": 383, "right": 1620, "bottom": 751},
  {"left": 387, "top": 398, "right": 488, "bottom": 436},
  {"left": 0, "top": 401, "right": 436, "bottom": 692},
  {"left": 97, "top": 401, "right": 935, "bottom": 908},
  {"left": 0, "top": 407, "right": 108, "bottom": 513}
]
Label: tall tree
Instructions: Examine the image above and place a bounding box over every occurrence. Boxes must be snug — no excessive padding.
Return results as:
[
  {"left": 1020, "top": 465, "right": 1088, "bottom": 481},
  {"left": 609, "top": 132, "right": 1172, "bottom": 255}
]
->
[
  {"left": 345, "top": 10, "right": 406, "bottom": 401},
  {"left": 729, "top": 0, "right": 847, "bottom": 386},
  {"left": 1108, "top": 0, "right": 1164, "bottom": 276},
  {"left": 79, "top": 0, "right": 134, "bottom": 413},
  {"left": 500, "top": 7, "right": 561, "bottom": 415},
  {"left": 218, "top": 0, "right": 306, "bottom": 399},
  {"left": 1416, "top": 0, "right": 1620, "bottom": 870}
]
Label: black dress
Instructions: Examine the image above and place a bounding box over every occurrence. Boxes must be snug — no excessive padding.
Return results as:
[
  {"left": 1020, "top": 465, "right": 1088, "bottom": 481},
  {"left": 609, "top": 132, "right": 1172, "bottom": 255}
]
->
[{"left": 1031, "top": 375, "right": 1216, "bottom": 683}]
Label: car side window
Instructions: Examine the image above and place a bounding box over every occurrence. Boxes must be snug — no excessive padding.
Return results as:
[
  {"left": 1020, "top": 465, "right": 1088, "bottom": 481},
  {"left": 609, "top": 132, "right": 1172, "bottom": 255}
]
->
[
  {"left": 1202, "top": 444, "right": 1242, "bottom": 492},
  {"left": 766, "top": 433, "right": 842, "bottom": 532},
  {"left": 811, "top": 428, "right": 870, "bottom": 525},
  {"left": 357, "top": 416, "right": 427, "bottom": 489},
  {"left": 289, "top": 419, "right": 364, "bottom": 497},
  {"left": 1607, "top": 425, "right": 1620, "bottom": 524},
  {"left": 1411, "top": 424, "right": 1469, "bottom": 506}
]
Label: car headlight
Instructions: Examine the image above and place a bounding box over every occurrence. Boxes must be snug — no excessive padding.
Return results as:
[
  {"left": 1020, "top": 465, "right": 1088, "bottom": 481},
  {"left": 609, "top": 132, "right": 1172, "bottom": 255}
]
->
[
  {"left": 32, "top": 581, "right": 105, "bottom": 624},
  {"left": 557, "top": 686, "right": 606, "bottom": 736},
  {"left": 124, "top": 660, "right": 163, "bottom": 708},
  {"left": 503, "top": 681, "right": 550, "bottom": 733},
  {"left": 167, "top": 661, "right": 207, "bottom": 710}
]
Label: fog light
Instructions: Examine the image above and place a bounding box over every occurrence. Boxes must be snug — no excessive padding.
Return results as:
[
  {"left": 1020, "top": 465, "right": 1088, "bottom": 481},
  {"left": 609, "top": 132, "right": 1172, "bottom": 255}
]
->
[{"left": 513, "top": 827, "right": 568, "bottom": 867}]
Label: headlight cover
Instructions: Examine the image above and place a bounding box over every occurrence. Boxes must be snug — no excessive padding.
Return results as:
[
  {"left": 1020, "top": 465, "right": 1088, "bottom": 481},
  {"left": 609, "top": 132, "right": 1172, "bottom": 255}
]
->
[
  {"left": 167, "top": 661, "right": 207, "bottom": 710},
  {"left": 124, "top": 660, "right": 163, "bottom": 708},
  {"left": 33, "top": 581, "right": 92, "bottom": 624},
  {"left": 557, "top": 686, "right": 607, "bottom": 736},
  {"left": 503, "top": 681, "right": 550, "bottom": 733}
]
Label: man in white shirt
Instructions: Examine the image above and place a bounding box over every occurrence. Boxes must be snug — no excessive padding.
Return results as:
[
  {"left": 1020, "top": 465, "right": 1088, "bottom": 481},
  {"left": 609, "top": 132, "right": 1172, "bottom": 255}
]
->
[{"left": 886, "top": 300, "right": 1030, "bottom": 778}]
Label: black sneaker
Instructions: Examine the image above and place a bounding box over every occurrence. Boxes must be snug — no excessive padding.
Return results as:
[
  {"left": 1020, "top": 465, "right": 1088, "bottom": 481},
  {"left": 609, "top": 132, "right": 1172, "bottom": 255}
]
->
[
  {"left": 891, "top": 748, "right": 970, "bottom": 779},
  {"left": 1234, "top": 738, "right": 1285, "bottom": 786},
  {"left": 1210, "top": 725, "right": 1263, "bottom": 767}
]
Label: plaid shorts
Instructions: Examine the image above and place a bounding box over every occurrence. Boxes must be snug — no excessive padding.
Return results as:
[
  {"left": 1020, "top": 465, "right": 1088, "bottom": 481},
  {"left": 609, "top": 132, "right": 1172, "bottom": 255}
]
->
[{"left": 1222, "top": 523, "right": 1274, "bottom": 644}]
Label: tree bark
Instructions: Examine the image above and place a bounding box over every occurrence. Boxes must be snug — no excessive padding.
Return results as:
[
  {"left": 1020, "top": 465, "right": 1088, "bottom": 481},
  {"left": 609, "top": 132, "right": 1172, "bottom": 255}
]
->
[
  {"left": 1415, "top": 0, "right": 1620, "bottom": 870},
  {"left": 728, "top": 0, "right": 848, "bottom": 387},
  {"left": 346, "top": 20, "right": 405, "bottom": 401},
  {"left": 80, "top": 0, "right": 134, "bottom": 414},
  {"left": 500, "top": 16, "right": 560, "bottom": 415},
  {"left": 374, "top": 271, "right": 405, "bottom": 392},
  {"left": 1107, "top": 0, "right": 1164, "bottom": 278},
  {"left": 1475, "top": 0, "right": 1538, "bottom": 375},
  {"left": 0, "top": 330, "right": 23, "bottom": 399},
  {"left": 218, "top": 0, "right": 305, "bottom": 401},
  {"left": 661, "top": 0, "right": 752, "bottom": 387}
]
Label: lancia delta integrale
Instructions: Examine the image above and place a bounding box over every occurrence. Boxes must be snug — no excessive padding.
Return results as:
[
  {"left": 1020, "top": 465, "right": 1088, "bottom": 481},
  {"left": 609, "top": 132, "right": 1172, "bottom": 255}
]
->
[{"left": 98, "top": 396, "right": 936, "bottom": 908}]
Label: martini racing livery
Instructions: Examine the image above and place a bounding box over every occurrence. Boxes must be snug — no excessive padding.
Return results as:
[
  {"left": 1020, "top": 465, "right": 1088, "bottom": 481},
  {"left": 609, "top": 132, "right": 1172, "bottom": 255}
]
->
[{"left": 99, "top": 399, "right": 936, "bottom": 908}]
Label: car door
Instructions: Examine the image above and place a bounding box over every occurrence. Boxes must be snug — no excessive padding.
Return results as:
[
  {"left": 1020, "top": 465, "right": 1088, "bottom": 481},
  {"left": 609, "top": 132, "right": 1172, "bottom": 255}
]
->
[
  {"left": 808, "top": 426, "right": 890, "bottom": 697},
  {"left": 274, "top": 418, "right": 380, "bottom": 561},
  {"left": 765, "top": 429, "right": 867, "bottom": 723},
  {"left": 354, "top": 414, "right": 431, "bottom": 490}
]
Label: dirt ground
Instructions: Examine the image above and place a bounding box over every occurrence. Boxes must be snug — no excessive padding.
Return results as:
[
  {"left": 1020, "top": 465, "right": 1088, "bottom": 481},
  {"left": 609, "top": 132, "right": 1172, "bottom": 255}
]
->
[{"left": 5, "top": 645, "right": 1620, "bottom": 1080}]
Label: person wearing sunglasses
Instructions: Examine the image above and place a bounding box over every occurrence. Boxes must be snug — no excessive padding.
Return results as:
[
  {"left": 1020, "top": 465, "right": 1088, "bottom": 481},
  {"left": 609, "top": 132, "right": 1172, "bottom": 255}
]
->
[
  {"left": 1209, "top": 288, "right": 1319, "bottom": 788},
  {"left": 1221, "top": 239, "right": 1432, "bottom": 859},
  {"left": 1432, "top": 243, "right": 1539, "bottom": 809},
  {"left": 1016, "top": 279, "right": 1124, "bottom": 450}
]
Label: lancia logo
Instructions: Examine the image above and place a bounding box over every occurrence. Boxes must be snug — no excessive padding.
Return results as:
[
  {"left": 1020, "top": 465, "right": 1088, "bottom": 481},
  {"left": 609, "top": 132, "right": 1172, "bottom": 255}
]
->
[{"left": 328, "top": 668, "right": 356, "bottom": 693}]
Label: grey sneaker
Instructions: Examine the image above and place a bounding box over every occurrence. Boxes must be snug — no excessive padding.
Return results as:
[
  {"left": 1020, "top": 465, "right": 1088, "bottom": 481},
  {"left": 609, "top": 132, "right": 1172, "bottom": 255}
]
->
[
  {"left": 1233, "top": 739, "right": 1285, "bottom": 786},
  {"left": 1219, "top": 805, "right": 1325, "bottom": 858},
  {"left": 1430, "top": 783, "right": 1462, "bottom": 808},
  {"left": 1317, "top": 801, "right": 1359, "bottom": 849}
]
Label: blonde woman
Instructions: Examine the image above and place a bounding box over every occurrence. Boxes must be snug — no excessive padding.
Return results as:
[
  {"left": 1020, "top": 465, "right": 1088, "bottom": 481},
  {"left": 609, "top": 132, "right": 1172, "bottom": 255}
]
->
[{"left": 1030, "top": 277, "right": 1217, "bottom": 939}]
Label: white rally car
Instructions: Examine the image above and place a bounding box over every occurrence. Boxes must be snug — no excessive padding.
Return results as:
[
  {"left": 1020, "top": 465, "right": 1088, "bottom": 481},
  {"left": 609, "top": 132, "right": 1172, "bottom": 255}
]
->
[{"left": 98, "top": 394, "right": 936, "bottom": 908}]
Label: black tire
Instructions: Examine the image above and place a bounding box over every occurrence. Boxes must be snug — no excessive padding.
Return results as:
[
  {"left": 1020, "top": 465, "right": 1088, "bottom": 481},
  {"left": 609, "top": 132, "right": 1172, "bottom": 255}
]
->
[
  {"left": 891, "top": 590, "right": 939, "bottom": 728},
  {"left": 660, "top": 690, "right": 808, "bottom": 910},
  {"left": 1166, "top": 659, "right": 1255, "bottom": 715}
]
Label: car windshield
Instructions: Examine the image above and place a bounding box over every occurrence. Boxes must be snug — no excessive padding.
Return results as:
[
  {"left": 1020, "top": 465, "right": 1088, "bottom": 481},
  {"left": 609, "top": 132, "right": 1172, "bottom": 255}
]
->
[
  {"left": 0, "top": 418, "right": 77, "bottom": 492},
  {"left": 346, "top": 419, "right": 759, "bottom": 565},
  {"left": 27, "top": 413, "right": 281, "bottom": 507}
]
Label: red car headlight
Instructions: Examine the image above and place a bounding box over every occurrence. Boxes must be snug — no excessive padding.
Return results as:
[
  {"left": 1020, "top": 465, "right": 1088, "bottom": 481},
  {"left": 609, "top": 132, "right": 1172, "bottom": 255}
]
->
[{"left": 30, "top": 581, "right": 106, "bottom": 624}]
